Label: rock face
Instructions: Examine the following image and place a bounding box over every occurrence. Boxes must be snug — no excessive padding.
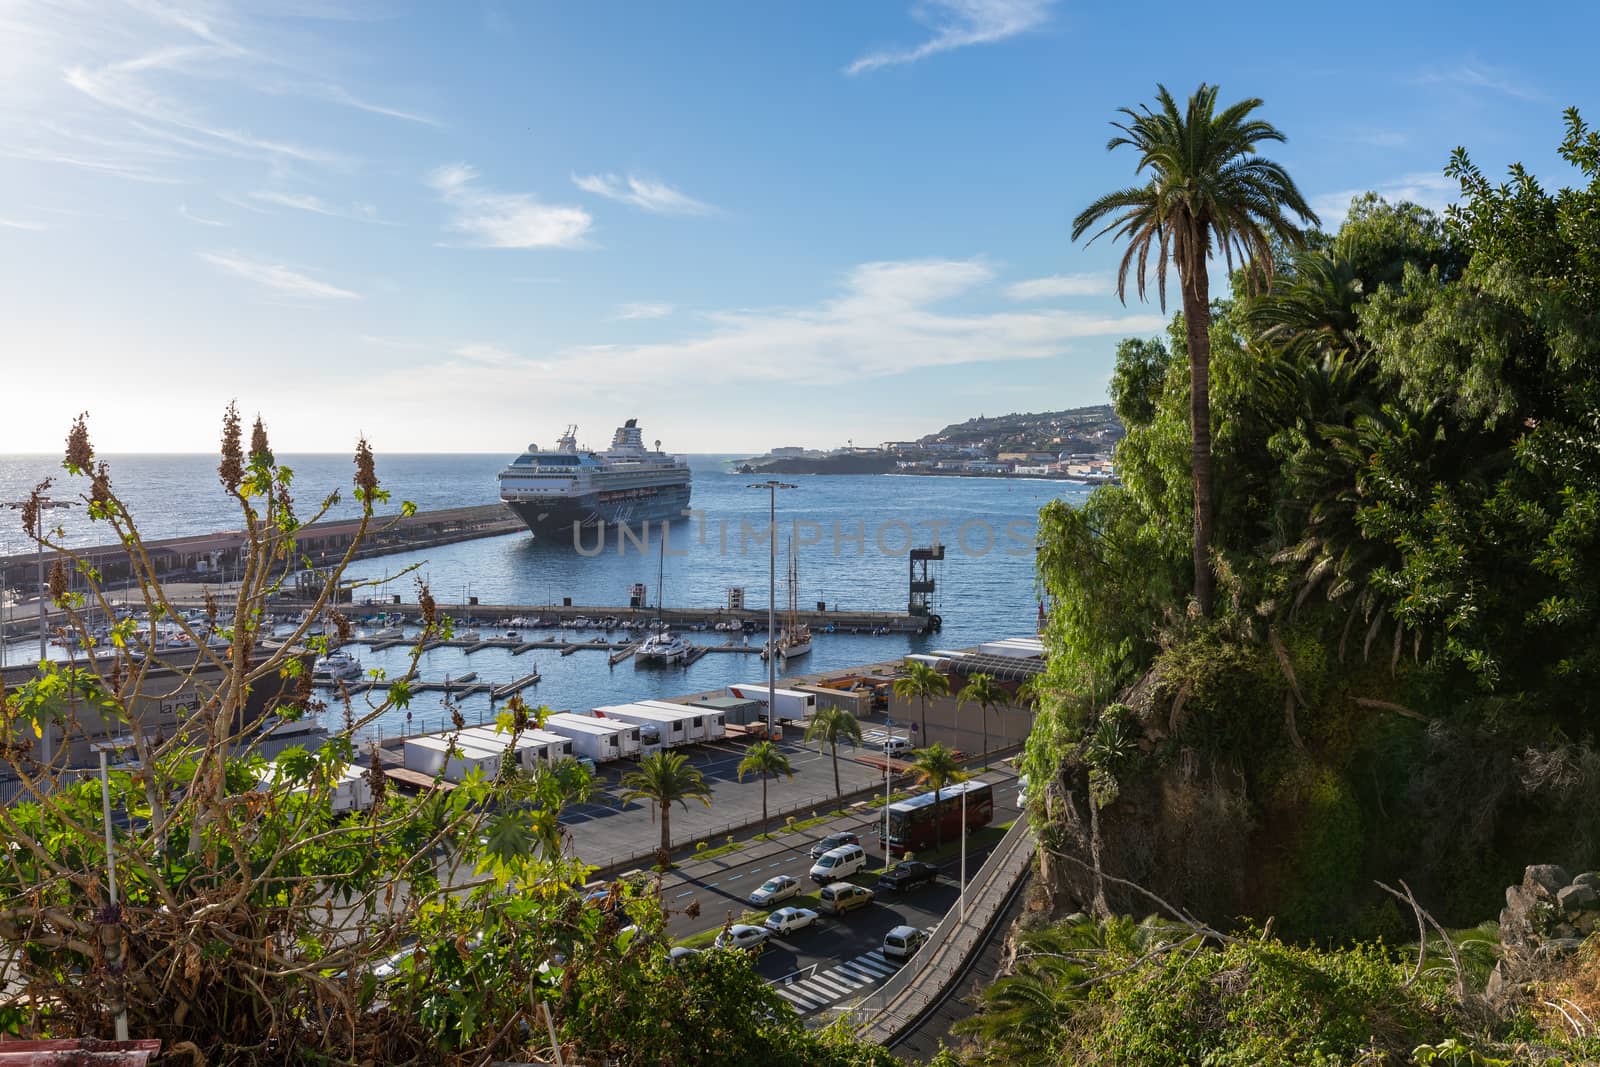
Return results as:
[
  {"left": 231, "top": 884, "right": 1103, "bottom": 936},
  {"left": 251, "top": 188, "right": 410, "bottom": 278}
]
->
[{"left": 1489, "top": 863, "right": 1600, "bottom": 1012}]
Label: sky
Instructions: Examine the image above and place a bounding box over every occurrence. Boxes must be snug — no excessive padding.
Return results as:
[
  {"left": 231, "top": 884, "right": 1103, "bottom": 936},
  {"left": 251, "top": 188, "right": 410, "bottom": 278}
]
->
[{"left": 0, "top": 0, "right": 1596, "bottom": 455}]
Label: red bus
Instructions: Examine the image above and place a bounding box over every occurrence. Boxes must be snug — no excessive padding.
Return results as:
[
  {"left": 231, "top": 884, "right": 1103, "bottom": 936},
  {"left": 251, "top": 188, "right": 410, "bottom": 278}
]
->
[{"left": 885, "top": 780, "right": 993, "bottom": 856}]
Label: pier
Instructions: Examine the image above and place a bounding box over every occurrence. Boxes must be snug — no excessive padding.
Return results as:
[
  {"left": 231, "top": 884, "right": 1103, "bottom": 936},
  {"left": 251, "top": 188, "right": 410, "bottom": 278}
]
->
[{"left": 318, "top": 600, "right": 939, "bottom": 634}]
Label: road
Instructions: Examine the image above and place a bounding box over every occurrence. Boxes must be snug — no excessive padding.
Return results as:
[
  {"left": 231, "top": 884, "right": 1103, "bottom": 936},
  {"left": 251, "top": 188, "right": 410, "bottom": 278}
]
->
[{"left": 634, "top": 761, "right": 1025, "bottom": 1020}]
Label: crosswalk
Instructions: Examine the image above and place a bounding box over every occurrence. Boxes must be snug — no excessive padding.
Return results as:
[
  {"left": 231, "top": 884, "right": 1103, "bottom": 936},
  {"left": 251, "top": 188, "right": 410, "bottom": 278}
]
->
[{"left": 771, "top": 950, "right": 901, "bottom": 1013}]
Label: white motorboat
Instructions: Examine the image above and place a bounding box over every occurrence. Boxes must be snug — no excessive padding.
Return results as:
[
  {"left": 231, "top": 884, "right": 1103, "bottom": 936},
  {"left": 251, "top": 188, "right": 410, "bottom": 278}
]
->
[
  {"left": 635, "top": 630, "right": 689, "bottom": 667},
  {"left": 313, "top": 651, "right": 364, "bottom": 683}
]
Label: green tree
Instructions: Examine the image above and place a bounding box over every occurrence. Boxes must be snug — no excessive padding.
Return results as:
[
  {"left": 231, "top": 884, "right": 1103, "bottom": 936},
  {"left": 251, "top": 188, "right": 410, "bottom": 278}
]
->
[
  {"left": 1073, "top": 83, "right": 1317, "bottom": 616},
  {"left": 893, "top": 659, "right": 949, "bottom": 744},
  {"left": 1109, "top": 336, "right": 1174, "bottom": 426},
  {"left": 621, "top": 750, "right": 713, "bottom": 863},
  {"left": 957, "top": 672, "right": 1007, "bottom": 761},
  {"left": 736, "top": 740, "right": 793, "bottom": 836},
  {"left": 907, "top": 743, "right": 967, "bottom": 850},
  {"left": 804, "top": 705, "right": 863, "bottom": 799}
]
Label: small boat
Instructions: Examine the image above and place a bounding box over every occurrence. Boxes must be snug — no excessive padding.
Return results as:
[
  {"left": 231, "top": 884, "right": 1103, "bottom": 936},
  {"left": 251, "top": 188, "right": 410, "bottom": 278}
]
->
[
  {"left": 313, "top": 651, "right": 364, "bottom": 683},
  {"left": 256, "top": 713, "right": 327, "bottom": 740},
  {"left": 635, "top": 630, "right": 689, "bottom": 667},
  {"left": 505, "top": 631, "right": 521, "bottom": 642},
  {"left": 457, "top": 630, "right": 481, "bottom": 642},
  {"left": 570, "top": 617, "right": 592, "bottom": 630}
]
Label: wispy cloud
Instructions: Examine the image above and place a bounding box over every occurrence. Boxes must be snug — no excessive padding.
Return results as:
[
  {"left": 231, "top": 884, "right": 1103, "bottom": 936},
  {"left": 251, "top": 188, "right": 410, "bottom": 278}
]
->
[
  {"left": 198, "top": 250, "right": 360, "bottom": 300},
  {"left": 1312, "top": 171, "right": 1460, "bottom": 227},
  {"left": 1007, "top": 273, "right": 1109, "bottom": 301},
  {"left": 416, "top": 258, "right": 1162, "bottom": 392},
  {"left": 1416, "top": 59, "right": 1546, "bottom": 102},
  {"left": 178, "top": 203, "right": 228, "bottom": 227},
  {"left": 320, "top": 84, "right": 440, "bottom": 127},
  {"left": 427, "top": 163, "right": 592, "bottom": 249},
  {"left": 572, "top": 173, "right": 714, "bottom": 216},
  {"left": 615, "top": 302, "right": 675, "bottom": 320},
  {"left": 249, "top": 190, "right": 392, "bottom": 224},
  {"left": 847, "top": 0, "right": 1055, "bottom": 75},
  {"left": 0, "top": 217, "right": 49, "bottom": 232}
]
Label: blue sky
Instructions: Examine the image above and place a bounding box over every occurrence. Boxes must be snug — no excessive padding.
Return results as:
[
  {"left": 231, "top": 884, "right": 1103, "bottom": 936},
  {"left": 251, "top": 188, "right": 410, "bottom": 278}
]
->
[{"left": 1, "top": 0, "right": 1595, "bottom": 454}]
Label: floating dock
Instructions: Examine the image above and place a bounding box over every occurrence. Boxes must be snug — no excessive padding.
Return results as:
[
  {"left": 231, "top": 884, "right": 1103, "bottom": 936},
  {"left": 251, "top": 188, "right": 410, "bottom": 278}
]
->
[{"left": 318, "top": 600, "right": 937, "bottom": 634}]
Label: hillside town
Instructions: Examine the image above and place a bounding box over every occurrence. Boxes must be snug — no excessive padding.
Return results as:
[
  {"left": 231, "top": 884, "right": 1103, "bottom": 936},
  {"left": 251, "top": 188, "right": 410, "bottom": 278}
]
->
[{"left": 742, "top": 404, "right": 1122, "bottom": 480}]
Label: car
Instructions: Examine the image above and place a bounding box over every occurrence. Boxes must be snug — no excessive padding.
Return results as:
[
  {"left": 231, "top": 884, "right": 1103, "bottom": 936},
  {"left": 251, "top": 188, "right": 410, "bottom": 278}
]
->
[
  {"left": 882, "top": 737, "right": 914, "bottom": 757},
  {"left": 668, "top": 946, "right": 700, "bottom": 970},
  {"left": 763, "top": 906, "right": 819, "bottom": 936},
  {"left": 748, "top": 874, "right": 801, "bottom": 907},
  {"left": 817, "top": 882, "right": 874, "bottom": 916},
  {"left": 713, "top": 923, "right": 771, "bottom": 952},
  {"left": 809, "top": 831, "right": 862, "bottom": 860},
  {"left": 877, "top": 860, "right": 940, "bottom": 892},
  {"left": 882, "top": 925, "right": 928, "bottom": 960},
  {"left": 1017, "top": 773, "right": 1030, "bottom": 806},
  {"left": 809, "top": 843, "right": 868, "bottom": 884}
]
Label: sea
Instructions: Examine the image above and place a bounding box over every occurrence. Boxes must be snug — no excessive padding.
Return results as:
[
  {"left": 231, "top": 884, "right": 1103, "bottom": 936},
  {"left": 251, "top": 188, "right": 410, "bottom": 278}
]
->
[{"left": 0, "top": 453, "right": 1089, "bottom": 739}]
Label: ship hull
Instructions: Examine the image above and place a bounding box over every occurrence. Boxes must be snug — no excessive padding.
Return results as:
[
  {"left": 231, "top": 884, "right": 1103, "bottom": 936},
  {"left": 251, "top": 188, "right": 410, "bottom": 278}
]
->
[{"left": 504, "top": 483, "right": 693, "bottom": 539}]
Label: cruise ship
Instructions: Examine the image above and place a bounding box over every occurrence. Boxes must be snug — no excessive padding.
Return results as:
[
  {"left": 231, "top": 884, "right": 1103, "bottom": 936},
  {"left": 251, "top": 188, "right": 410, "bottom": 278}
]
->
[{"left": 498, "top": 419, "right": 692, "bottom": 536}]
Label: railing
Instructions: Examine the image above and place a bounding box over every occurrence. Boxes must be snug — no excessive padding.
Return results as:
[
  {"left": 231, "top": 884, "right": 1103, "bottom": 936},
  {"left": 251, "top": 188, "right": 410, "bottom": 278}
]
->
[{"left": 833, "top": 812, "right": 1035, "bottom": 1045}]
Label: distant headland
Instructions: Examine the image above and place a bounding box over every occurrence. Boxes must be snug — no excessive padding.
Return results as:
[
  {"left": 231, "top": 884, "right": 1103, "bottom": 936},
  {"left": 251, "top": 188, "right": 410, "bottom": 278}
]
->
[{"left": 733, "top": 404, "right": 1122, "bottom": 482}]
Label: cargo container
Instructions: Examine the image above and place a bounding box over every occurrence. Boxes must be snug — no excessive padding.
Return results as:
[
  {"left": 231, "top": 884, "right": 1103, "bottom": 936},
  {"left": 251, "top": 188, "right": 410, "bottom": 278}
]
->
[
  {"left": 455, "top": 726, "right": 551, "bottom": 771},
  {"left": 544, "top": 712, "right": 641, "bottom": 762},
  {"left": 592, "top": 703, "right": 693, "bottom": 747},
  {"left": 637, "top": 699, "right": 727, "bottom": 741},
  {"left": 402, "top": 735, "right": 504, "bottom": 782},
  {"left": 726, "top": 683, "right": 817, "bottom": 721}
]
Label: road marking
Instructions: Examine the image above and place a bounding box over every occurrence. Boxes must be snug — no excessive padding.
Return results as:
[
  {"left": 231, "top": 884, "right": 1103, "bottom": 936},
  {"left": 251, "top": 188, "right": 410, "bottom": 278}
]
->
[
  {"left": 727, "top": 873, "right": 742, "bottom": 881},
  {"left": 675, "top": 890, "right": 694, "bottom": 899},
  {"left": 770, "top": 948, "right": 905, "bottom": 1014}
]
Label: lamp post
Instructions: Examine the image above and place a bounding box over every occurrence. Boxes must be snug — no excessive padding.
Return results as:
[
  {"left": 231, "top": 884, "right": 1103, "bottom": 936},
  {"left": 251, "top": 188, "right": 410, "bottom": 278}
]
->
[
  {"left": 92, "top": 738, "right": 131, "bottom": 1041},
  {"left": 882, "top": 717, "right": 894, "bottom": 863},
  {"left": 3, "top": 492, "right": 79, "bottom": 766},
  {"left": 960, "top": 785, "right": 969, "bottom": 921},
  {"left": 746, "top": 481, "right": 795, "bottom": 739}
]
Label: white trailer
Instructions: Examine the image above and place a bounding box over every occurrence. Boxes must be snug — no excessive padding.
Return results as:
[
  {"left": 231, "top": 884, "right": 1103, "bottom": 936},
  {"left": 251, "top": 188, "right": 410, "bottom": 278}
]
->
[
  {"left": 526, "top": 728, "right": 576, "bottom": 764},
  {"left": 727, "top": 683, "right": 818, "bottom": 721},
  {"left": 544, "top": 712, "right": 641, "bottom": 762},
  {"left": 593, "top": 703, "right": 693, "bottom": 747},
  {"left": 636, "top": 699, "right": 725, "bottom": 742},
  {"left": 257, "top": 761, "right": 374, "bottom": 815},
  {"left": 455, "top": 726, "right": 550, "bottom": 772},
  {"left": 402, "top": 735, "right": 504, "bottom": 782}
]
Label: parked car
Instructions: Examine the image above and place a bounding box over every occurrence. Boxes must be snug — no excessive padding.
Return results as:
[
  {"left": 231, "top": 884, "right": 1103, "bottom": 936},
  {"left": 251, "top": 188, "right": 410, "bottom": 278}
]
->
[
  {"left": 877, "top": 860, "right": 940, "bottom": 892},
  {"left": 763, "top": 906, "right": 819, "bottom": 936},
  {"left": 809, "top": 831, "right": 862, "bottom": 859},
  {"left": 882, "top": 925, "right": 928, "bottom": 960},
  {"left": 817, "top": 882, "right": 874, "bottom": 916},
  {"left": 1017, "top": 773, "right": 1030, "bottom": 806},
  {"left": 713, "top": 923, "right": 771, "bottom": 952},
  {"left": 749, "top": 874, "right": 801, "bottom": 907},
  {"left": 809, "top": 843, "right": 868, "bottom": 884},
  {"left": 668, "top": 946, "right": 700, "bottom": 970}
]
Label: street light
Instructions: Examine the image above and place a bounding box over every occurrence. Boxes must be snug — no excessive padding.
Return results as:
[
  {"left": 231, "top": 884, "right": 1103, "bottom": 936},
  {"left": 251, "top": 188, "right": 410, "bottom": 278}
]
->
[
  {"left": 91, "top": 737, "right": 132, "bottom": 1042},
  {"left": 746, "top": 481, "right": 795, "bottom": 739},
  {"left": 3, "top": 491, "right": 79, "bottom": 767}
]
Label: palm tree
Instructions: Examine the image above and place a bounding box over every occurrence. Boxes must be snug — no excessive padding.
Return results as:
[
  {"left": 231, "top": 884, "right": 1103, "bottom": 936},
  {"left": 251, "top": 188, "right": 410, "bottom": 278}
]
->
[
  {"left": 620, "top": 751, "right": 712, "bottom": 863},
  {"left": 893, "top": 659, "right": 949, "bottom": 745},
  {"left": 907, "top": 743, "right": 966, "bottom": 850},
  {"left": 736, "top": 740, "right": 793, "bottom": 836},
  {"left": 1072, "top": 83, "right": 1318, "bottom": 616},
  {"left": 957, "top": 672, "right": 1007, "bottom": 762},
  {"left": 803, "top": 705, "right": 863, "bottom": 799}
]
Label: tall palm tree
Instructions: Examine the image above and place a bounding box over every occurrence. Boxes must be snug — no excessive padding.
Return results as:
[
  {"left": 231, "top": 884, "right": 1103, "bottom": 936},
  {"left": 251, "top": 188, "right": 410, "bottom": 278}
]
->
[
  {"left": 957, "top": 672, "right": 1007, "bottom": 762},
  {"left": 907, "top": 743, "right": 966, "bottom": 850},
  {"left": 803, "top": 705, "right": 863, "bottom": 799},
  {"left": 1073, "top": 83, "right": 1318, "bottom": 616},
  {"left": 893, "top": 659, "right": 949, "bottom": 744},
  {"left": 620, "top": 751, "right": 712, "bottom": 862},
  {"left": 736, "top": 740, "right": 793, "bottom": 836}
]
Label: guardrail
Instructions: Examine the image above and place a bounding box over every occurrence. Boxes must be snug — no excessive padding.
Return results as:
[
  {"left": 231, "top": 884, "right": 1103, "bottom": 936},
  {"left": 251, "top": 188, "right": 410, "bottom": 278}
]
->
[{"left": 835, "top": 812, "right": 1035, "bottom": 1045}]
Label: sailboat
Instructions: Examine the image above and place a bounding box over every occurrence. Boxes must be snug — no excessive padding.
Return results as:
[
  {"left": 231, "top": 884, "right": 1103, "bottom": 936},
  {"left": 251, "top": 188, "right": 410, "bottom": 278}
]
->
[
  {"left": 636, "top": 523, "right": 689, "bottom": 667},
  {"left": 762, "top": 538, "right": 812, "bottom": 662}
]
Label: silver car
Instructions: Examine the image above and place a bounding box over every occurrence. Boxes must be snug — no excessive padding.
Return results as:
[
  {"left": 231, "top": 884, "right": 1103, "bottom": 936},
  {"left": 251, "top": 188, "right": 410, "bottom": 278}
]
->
[{"left": 748, "top": 874, "right": 801, "bottom": 907}]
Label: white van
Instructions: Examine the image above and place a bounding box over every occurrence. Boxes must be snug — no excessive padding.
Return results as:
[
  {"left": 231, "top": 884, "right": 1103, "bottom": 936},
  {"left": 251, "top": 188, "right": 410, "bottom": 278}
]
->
[{"left": 809, "top": 843, "right": 867, "bottom": 884}]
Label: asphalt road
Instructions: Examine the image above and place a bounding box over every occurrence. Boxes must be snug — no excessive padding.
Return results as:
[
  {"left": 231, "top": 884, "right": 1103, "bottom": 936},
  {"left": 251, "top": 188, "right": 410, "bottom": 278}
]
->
[{"left": 650, "top": 763, "right": 1025, "bottom": 1019}]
